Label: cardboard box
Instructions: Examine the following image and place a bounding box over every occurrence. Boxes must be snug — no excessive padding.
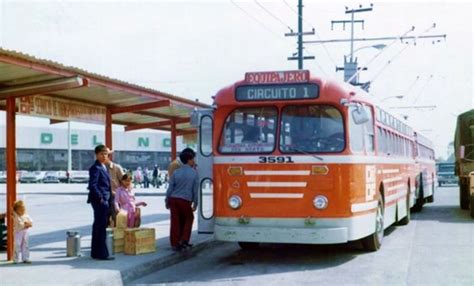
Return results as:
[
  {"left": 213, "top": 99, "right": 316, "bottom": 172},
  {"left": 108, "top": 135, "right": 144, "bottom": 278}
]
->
[{"left": 124, "top": 228, "right": 156, "bottom": 255}]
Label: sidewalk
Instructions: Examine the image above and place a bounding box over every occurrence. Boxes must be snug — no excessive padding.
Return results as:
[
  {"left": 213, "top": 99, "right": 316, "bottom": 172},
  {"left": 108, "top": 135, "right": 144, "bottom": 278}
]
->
[
  {"left": 1, "top": 231, "right": 218, "bottom": 285},
  {"left": 0, "top": 184, "right": 220, "bottom": 285}
]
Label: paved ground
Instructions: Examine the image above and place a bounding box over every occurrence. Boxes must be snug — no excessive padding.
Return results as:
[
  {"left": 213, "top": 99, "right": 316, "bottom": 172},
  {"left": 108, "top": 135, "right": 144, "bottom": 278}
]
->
[
  {"left": 0, "top": 184, "right": 216, "bottom": 285},
  {"left": 132, "top": 185, "right": 474, "bottom": 286}
]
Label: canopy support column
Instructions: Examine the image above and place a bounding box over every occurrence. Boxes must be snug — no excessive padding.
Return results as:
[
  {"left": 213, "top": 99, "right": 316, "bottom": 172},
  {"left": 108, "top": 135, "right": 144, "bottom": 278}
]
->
[
  {"left": 105, "top": 108, "right": 113, "bottom": 155},
  {"left": 6, "top": 97, "right": 17, "bottom": 261},
  {"left": 171, "top": 120, "right": 177, "bottom": 160}
]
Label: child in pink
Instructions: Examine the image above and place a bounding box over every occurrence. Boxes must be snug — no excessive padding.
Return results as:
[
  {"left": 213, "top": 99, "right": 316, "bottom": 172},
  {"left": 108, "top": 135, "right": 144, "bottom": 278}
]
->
[
  {"left": 13, "top": 200, "right": 33, "bottom": 264},
  {"left": 115, "top": 174, "right": 147, "bottom": 228}
]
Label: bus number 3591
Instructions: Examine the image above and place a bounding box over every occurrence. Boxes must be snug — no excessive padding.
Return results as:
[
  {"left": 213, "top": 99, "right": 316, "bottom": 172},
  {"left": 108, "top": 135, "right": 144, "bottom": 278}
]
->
[{"left": 258, "top": 156, "right": 295, "bottom": 163}]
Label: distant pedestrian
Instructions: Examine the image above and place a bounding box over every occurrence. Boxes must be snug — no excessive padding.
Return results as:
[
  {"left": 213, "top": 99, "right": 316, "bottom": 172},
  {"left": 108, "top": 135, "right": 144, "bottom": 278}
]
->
[
  {"left": 105, "top": 148, "right": 125, "bottom": 227},
  {"left": 115, "top": 174, "right": 147, "bottom": 228},
  {"left": 152, "top": 165, "right": 159, "bottom": 188},
  {"left": 134, "top": 167, "right": 143, "bottom": 188},
  {"left": 13, "top": 200, "right": 33, "bottom": 264},
  {"left": 87, "top": 145, "right": 114, "bottom": 260},
  {"left": 167, "top": 147, "right": 196, "bottom": 178},
  {"left": 143, "top": 167, "right": 150, "bottom": 189},
  {"left": 165, "top": 151, "right": 199, "bottom": 251}
]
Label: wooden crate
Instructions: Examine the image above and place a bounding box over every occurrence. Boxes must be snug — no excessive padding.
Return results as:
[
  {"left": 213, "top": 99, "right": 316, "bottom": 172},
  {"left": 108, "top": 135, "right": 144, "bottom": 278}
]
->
[
  {"left": 113, "top": 228, "right": 125, "bottom": 240},
  {"left": 114, "top": 238, "right": 124, "bottom": 253},
  {"left": 124, "top": 228, "right": 156, "bottom": 255}
]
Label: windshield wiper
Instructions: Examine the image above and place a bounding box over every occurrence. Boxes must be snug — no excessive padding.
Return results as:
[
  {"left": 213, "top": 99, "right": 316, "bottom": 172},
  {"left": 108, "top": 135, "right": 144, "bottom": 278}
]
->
[{"left": 288, "top": 146, "right": 324, "bottom": 161}]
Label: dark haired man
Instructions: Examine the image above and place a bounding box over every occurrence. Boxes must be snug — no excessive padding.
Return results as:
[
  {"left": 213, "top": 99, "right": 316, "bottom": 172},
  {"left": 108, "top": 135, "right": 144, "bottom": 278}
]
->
[
  {"left": 167, "top": 147, "right": 196, "bottom": 178},
  {"left": 87, "top": 145, "right": 114, "bottom": 260},
  {"left": 165, "top": 151, "right": 199, "bottom": 251}
]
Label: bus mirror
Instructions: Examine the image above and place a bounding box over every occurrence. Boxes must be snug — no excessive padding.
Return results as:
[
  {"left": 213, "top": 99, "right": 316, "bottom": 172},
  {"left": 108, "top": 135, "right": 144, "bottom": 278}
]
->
[
  {"left": 460, "top": 145, "right": 465, "bottom": 159},
  {"left": 352, "top": 105, "right": 369, "bottom": 125}
]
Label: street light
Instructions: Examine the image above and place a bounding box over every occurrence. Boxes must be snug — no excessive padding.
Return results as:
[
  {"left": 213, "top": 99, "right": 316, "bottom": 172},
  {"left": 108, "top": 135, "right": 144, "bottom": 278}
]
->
[
  {"left": 381, "top": 95, "right": 404, "bottom": 102},
  {"left": 345, "top": 44, "right": 387, "bottom": 58}
]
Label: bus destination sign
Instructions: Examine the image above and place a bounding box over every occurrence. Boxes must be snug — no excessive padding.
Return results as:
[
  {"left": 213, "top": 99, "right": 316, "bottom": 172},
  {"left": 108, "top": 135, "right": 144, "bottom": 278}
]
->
[
  {"left": 235, "top": 83, "right": 319, "bottom": 101},
  {"left": 245, "top": 70, "right": 310, "bottom": 84}
]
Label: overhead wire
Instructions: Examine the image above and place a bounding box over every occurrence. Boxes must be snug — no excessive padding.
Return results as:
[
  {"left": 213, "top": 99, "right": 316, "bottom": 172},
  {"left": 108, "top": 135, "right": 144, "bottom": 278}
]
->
[
  {"left": 230, "top": 0, "right": 328, "bottom": 76},
  {"left": 345, "top": 26, "right": 416, "bottom": 84},
  {"left": 368, "top": 23, "right": 438, "bottom": 86},
  {"left": 254, "top": 0, "right": 293, "bottom": 32}
]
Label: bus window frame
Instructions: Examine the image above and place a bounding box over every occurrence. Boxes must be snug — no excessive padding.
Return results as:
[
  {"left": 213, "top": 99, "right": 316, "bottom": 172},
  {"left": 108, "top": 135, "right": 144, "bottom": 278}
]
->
[
  {"left": 217, "top": 105, "right": 279, "bottom": 155},
  {"left": 278, "top": 104, "right": 347, "bottom": 155}
]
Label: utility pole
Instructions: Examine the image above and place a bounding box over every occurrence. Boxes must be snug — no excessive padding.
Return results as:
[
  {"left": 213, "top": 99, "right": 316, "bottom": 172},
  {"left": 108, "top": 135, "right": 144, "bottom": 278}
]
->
[
  {"left": 303, "top": 4, "right": 446, "bottom": 91},
  {"left": 285, "top": 0, "right": 315, "bottom": 70},
  {"left": 331, "top": 4, "right": 373, "bottom": 86}
]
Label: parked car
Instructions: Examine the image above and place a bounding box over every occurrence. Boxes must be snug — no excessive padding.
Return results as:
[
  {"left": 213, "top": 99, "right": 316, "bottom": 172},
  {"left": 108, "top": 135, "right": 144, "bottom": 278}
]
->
[
  {"left": 0, "top": 172, "right": 6, "bottom": 183},
  {"left": 69, "top": 171, "right": 89, "bottom": 183},
  {"left": 58, "top": 171, "right": 69, "bottom": 183},
  {"left": 43, "top": 171, "right": 60, "bottom": 183},
  {"left": 437, "top": 163, "right": 458, "bottom": 186},
  {"left": 19, "top": 171, "right": 44, "bottom": 183}
]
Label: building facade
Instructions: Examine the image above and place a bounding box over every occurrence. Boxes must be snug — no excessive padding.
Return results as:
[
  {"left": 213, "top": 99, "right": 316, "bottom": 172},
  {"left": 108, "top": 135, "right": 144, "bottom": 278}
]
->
[{"left": 0, "top": 126, "right": 192, "bottom": 171}]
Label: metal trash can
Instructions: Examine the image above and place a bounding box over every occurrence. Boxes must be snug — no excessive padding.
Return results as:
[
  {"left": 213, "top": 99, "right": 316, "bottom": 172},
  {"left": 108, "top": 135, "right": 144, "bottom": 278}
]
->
[
  {"left": 106, "top": 228, "right": 114, "bottom": 257},
  {"left": 66, "top": 231, "right": 81, "bottom": 257}
]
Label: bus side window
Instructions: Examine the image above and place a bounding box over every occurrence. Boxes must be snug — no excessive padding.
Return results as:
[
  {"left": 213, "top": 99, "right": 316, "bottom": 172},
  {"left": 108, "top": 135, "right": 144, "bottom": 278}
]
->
[{"left": 364, "top": 106, "right": 375, "bottom": 153}]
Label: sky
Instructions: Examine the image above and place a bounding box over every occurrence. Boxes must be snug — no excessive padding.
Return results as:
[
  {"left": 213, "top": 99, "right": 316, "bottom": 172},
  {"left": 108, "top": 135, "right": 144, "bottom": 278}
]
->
[{"left": 0, "top": 0, "right": 473, "bottom": 159}]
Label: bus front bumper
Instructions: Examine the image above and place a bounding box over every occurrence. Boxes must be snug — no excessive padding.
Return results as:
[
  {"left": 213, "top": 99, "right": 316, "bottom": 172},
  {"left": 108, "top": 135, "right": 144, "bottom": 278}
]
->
[{"left": 214, "top": 214, "right": 376, "bottom": 245}]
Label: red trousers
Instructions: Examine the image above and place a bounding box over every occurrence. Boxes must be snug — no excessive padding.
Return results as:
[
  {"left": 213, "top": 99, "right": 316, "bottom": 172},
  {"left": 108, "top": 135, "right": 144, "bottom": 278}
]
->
[{"left": 168, "top": 197, "right": 194, "bottom": 247}]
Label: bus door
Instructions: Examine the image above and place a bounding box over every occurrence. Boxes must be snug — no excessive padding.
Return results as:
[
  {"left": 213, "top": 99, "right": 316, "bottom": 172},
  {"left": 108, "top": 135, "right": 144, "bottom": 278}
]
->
[{"left": 191, "top": 108, "right": 215, "bottom": 233}]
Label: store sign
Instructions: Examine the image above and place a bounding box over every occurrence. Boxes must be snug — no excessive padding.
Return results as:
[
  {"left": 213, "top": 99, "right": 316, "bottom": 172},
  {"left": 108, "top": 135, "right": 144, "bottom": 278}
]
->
[{"left": 18, "top": 95, "right": 106, "bottom": 124}]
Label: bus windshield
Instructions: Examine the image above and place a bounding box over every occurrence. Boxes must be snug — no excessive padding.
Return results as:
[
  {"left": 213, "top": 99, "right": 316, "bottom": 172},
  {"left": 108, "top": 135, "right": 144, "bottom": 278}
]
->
[
  {"left": 280, "top": 105, "right": 345, "bottom": 153},
  {"left": 219, "top": 107, "right": 277, "bottom": 154}
]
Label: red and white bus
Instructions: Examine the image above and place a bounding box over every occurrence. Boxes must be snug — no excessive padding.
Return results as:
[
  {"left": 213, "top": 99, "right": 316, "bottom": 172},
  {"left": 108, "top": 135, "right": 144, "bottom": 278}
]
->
[{"left": 192, "top": 70, "right": 436, "bottom": 251}]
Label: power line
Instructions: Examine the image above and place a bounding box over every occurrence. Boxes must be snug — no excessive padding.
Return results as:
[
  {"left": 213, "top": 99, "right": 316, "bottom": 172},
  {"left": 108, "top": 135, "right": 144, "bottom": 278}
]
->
[
  {"left": 368, "top": 44, "right": 410, "bottom": 85},
  {"left": 229, "top": 0, "right": 327, "bottom": 75},
  {"left": 254, "top": 0, "right": 293, "bottom": 32},
  {"left": 345, "top": 26, "right": 415, "bottom": 84},
  {"left": 230, "top": 0, "right": 284, "bottom": 39},
  {"left": 368, "top": 23, "right": 442, "bottom": 87}
]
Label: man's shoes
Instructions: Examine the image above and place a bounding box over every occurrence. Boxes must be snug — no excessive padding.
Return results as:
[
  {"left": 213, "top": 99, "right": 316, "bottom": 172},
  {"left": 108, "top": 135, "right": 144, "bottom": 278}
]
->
[
  {"left": 181, "top": 241, "right": 193, "bottom": 249},
  {"left": 171, "top": 245, "right": 182, "bottom": 252},
  {"left": 23, "top": 260, "right": 32, "bottom": 264},
  {"left": 93, "top": 256, "right": 115, "bottom": 260}
]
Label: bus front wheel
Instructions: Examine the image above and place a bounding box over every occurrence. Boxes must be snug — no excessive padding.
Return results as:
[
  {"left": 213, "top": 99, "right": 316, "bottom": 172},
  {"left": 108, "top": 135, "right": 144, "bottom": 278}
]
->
[
  {"left": 460, "top": 180, "right": 469, "bottom": 210},
  {"left": 470, "top": 195, "right": 474, "bottom": 218},
  {"left": 361, "top": 198, "right": 384, "bottom": 251}
]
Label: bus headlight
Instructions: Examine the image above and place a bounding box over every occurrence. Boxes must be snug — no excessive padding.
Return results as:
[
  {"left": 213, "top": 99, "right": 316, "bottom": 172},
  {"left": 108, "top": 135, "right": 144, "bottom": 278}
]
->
[
  {"left": 313, "top": 195, "right": 328, "bottom": 210},
  {"left": 228, "top": 195, "right": 242, "bottom": 210}
]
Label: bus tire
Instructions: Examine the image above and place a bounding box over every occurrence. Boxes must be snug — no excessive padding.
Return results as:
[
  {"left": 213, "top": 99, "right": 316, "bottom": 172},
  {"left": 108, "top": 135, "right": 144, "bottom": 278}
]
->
[
  {"left": 460, "top": 181, "right": 469, "bottom": 210},
  {"left": 238, "top": 242, "right": 260, "bottom": 250},
  {"left": 426, "top": 180, "right": 435, "bottom": 203},
  {"left": 361, "top": 198, "right": 384, "bottom": 251},
  {"left": 398, "top": 193, "right": 411, "bottom": 226},
  {"left": 413, "top": 181, "right": 424, "bottom": 213},
  {"left": 470, "top": 195, "right": 474, "bottom": 219}
]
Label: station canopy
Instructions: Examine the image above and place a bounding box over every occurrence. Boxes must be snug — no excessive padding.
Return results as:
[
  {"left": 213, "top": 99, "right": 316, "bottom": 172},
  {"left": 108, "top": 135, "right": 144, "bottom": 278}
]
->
[{"left": 0, "top": 47, "right": 210, "bottom": 136}]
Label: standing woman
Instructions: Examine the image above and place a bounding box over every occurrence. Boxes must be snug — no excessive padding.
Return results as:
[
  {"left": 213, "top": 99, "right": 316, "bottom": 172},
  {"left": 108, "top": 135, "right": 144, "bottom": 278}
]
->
[{"left": 165, "top": 151, "right": 199, "bottom": 251}]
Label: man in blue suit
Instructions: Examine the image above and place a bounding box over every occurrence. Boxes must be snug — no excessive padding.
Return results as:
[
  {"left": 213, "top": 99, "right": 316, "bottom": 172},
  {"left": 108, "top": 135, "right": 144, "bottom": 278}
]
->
[{"left": 87, "top": 145, "right": 114, "bottom": 260}]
